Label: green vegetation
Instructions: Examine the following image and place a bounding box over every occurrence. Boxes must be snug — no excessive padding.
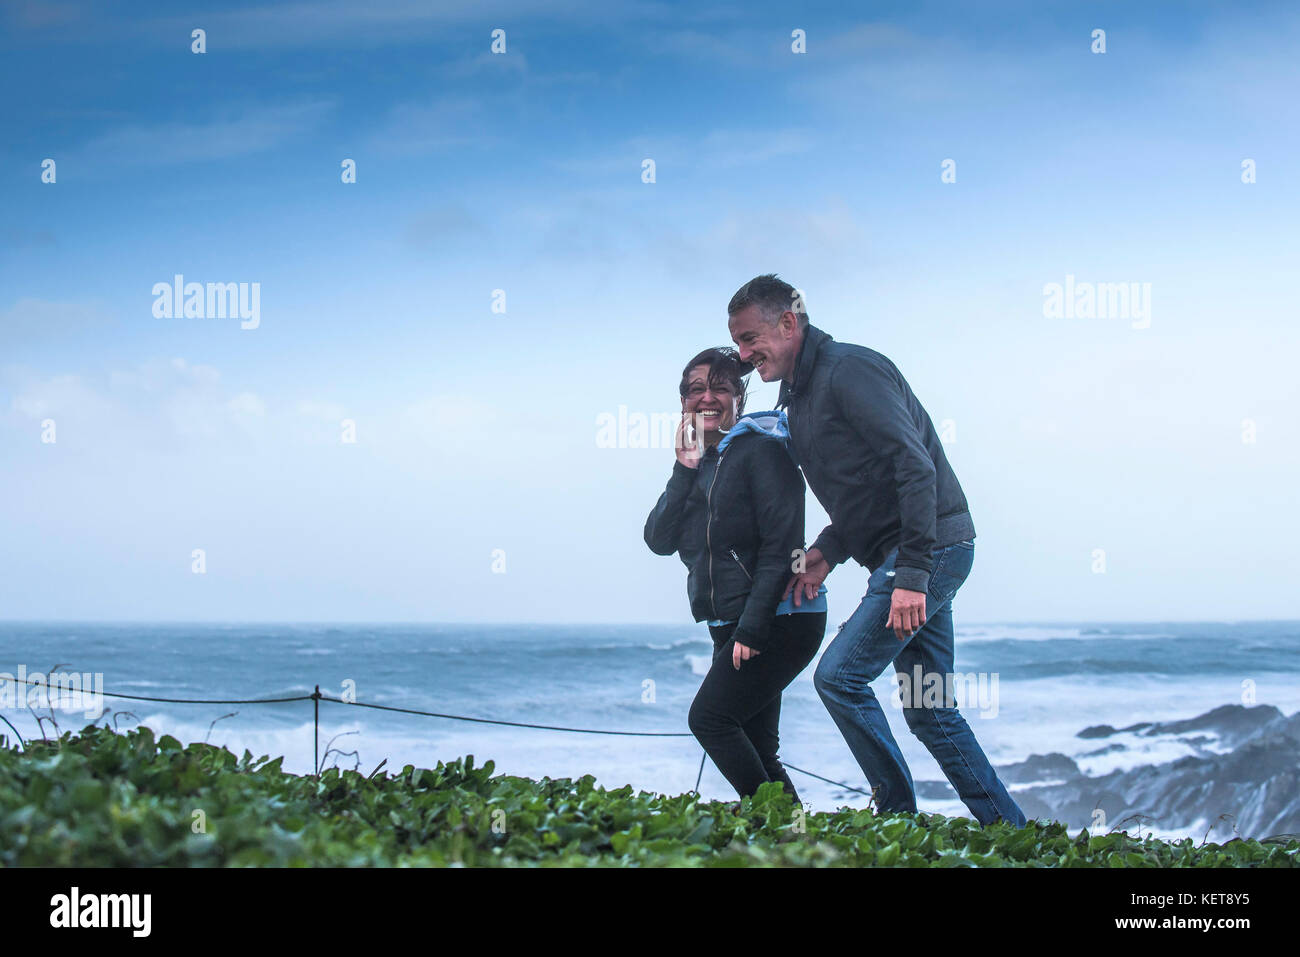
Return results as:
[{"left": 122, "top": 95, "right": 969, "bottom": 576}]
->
[{"left": 1, "top": 725, "right": 1295, "bottom": 867}]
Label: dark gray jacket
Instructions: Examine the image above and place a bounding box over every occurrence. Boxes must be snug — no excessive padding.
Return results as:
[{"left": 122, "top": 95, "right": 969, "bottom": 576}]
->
[
  {"left": 776, "top": 323, "right": 975, "bottom": 593},
  {"left": 643, "top": 419, "right": 806, "bottom": 653}
]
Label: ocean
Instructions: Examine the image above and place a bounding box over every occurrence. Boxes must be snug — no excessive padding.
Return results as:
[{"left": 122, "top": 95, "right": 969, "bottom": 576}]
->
[{"left": 2, "top": 620, "right": 1297, "bottom": 843}]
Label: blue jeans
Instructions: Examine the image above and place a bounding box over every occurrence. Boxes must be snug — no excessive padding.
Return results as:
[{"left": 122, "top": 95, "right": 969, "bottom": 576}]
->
[{"left": 813, "top": 540, "right": 1027, "bottom": 827}]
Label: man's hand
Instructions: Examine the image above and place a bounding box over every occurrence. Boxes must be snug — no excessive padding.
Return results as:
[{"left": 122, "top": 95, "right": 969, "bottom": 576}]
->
[
  {"left": 888, "top": 587, "right": 927, "bottom": 640},
  {"left": 733, "top": 641, "right": 759, "bottom": 670},
  {"left": 783, "top": 546, "right": 830, "bottom": 607},
  {"left": 675, "top": 414, "right": 702, "bottom": 469}
]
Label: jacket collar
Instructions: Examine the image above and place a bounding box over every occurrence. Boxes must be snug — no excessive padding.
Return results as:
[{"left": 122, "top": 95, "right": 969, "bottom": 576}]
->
[{"left": 776, "top": 323, "right": 831, "bottom": 408}]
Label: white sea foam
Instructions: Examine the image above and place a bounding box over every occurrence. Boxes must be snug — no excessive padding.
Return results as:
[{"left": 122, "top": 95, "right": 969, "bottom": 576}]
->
[
  {"left": 685, "top": 654, "right": 712, "bottom": 676},
  {"left": 955, "top": 625, "right": 1086, "bottom": 642},
  {"left": 647, "top": 637, "right": 711, "bottom": 651}
]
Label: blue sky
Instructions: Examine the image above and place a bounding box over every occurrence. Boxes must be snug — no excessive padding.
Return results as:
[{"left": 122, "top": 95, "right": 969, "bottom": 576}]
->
[{"left": 2, "top": 0, "right": 1298, "bottom": 623}]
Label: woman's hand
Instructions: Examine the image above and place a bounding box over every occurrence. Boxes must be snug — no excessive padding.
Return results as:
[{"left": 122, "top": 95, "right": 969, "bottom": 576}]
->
[
  {"left": 732, "top": 641, "right": 760, "bottom": 670},
  {"left": 675, "top": 413, "right": 703, "bottom": 469}
]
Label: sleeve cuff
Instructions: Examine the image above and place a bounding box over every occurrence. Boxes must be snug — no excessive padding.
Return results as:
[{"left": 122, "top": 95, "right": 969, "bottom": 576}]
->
[
  {"left": 731, "top": 628, "right": 769, "bottom": 654},
  {"left": 669, "top": 460, "right": 697, "bottom": 483},
  {"left": 893, "top": 565, "right": 930, "bottom": 593},
  {"left": 811, "top": 534, "right": 848, "bottom": 568}
]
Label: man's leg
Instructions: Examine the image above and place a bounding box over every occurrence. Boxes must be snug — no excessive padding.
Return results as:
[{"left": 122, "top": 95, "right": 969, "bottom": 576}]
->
[
  {"left": 894, "top": 542, "right": 1027, "bottom": 827},
  {"left": 813, "top": 553, "right": 918, "bottom": 814}
]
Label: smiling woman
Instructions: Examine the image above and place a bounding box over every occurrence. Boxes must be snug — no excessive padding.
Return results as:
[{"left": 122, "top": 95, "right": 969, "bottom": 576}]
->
[{"left": 645, "top": 345, "right": 827, "bottom": 801}]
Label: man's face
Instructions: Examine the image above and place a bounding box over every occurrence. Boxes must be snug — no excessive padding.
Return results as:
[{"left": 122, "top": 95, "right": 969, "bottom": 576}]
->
[{"left": 728, "top": 305, "right": 800, "bottom": 382}]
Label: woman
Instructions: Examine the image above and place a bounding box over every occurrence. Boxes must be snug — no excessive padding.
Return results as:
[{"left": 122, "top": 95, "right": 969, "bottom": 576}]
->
[{"left": 644, "top": 347, "right": 827, "bottom": 802}]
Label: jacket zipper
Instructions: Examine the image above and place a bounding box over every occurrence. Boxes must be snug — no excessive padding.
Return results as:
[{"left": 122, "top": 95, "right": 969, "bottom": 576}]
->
[
  {"left": 705, "top": 449, "right": 726, "bottom": 619},
  {"left": 728, "top": 548, "right": 752, "bottom": 581}
]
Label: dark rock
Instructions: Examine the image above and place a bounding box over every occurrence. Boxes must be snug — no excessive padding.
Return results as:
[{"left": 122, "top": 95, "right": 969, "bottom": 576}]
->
[
  {"left": 1078, "top": 724, "right": 1118, "bottom": 739},
  {"left": 996, "top": 752, "right": 1082, "bottom": 784},
  {"left": 916, "top": 780, "right": 957, "bottom": 800},
  {"left": 1015, "top": 706, "right": 1300, "bottom": 839},
  {"left": 1139, "top": 704, "right": 1283, "bottom": 748},
  {"left": 1082, "top": 743, "right": 1126, "bottom": 757}
]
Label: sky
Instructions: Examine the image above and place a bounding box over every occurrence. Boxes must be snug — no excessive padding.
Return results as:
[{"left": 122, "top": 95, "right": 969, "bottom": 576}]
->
[{"left": 1, "top": 0, "right": 1298, "bottom": 624}]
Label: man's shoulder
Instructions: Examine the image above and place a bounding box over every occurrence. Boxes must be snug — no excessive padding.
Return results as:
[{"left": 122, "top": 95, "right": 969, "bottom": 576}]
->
[{"left": 818, "top": 337, "right": 899, "bottom": 381}]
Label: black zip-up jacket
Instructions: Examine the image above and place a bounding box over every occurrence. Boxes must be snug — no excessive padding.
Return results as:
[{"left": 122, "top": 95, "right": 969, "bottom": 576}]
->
[
  {"left": 643, "top": 430, "right": 805, "bottom": 653},
  {"left": 776, "top": 323, "right": 976, "bottom": 593}
]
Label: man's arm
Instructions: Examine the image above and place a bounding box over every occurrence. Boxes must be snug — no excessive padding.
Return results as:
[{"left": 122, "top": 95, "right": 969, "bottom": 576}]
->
[
  {"left": 830, "top": 355, "right": 938, "bottom": 593},
  {"left": 810, "top": 523, "right": 849, "bottom": 569}
]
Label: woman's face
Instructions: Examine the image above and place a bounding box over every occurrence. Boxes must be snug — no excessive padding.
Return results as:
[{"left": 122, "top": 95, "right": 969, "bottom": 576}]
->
[{"left": 681, "top": 363, "right": 739, "bottom": 437}]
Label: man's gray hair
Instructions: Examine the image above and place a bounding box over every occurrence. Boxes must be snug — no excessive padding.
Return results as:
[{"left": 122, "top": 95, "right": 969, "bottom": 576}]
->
[{"left": 727, "top": 273, "right": 808, "bottom": 328}]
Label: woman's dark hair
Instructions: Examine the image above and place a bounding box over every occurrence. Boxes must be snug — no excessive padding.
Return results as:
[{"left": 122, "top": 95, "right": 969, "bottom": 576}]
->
[{"left": 679, "top": 347, "right": 752, "bottom": 415}]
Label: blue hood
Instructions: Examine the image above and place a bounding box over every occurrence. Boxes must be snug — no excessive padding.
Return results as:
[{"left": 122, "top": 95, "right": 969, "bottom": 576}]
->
[{"left": 717, "top": 410, "right": 789, "bottom": 454}]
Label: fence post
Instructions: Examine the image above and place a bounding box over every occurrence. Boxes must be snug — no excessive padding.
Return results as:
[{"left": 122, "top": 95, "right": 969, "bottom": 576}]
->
[{"left": 312, "top": 684, "right": 320, "bottom": 777}]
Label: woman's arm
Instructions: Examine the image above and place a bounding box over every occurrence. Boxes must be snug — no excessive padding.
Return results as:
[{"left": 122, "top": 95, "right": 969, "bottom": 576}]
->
[
  {"left": 730, "top": 440, "right": 805, "bottom": 653},
  {"left": 643, "top": 460, "right": 697, "bottom": 556}
]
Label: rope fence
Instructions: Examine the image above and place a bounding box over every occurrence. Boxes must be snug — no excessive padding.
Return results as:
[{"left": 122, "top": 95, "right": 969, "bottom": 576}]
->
[{"left": 1, "top": 676, "right": 872, "bottom": 798}]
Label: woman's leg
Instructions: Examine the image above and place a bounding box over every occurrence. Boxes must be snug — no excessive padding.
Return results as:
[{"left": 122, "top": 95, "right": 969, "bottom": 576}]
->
[
  {"left": 743, "top": 613, "right": 826, "bottom": 802},
  {"left": 689, "top": 613, "right": 826, "bottom": 799},
  {"left": 739, "top": 692, "right": 800, "bottom": 802}
]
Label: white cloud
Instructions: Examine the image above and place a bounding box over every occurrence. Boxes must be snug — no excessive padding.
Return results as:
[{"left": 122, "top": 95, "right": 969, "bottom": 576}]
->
[
  {"left": 168, "top": 357, "right": 221, "bottom": 387},
  {"left": 296, "top": 399, "right": 347, "bottom": 421},
  {"left": 74, "top": 101, "right": 335, "bottom": 168},
  {"left": 363, "top": 97, "right": 499, "bottom": 157},
  {"left": 553, "top": 126, "right": 817, "bottom": 178},
  {"left": 3, "top": 360, "right": 260, "bottom": 447},
  {"left": 8, "top": 373, "right": 98, "bottom": 421},
  {"left": 228, "top": 392, "right": 267, "bottom": 418}
]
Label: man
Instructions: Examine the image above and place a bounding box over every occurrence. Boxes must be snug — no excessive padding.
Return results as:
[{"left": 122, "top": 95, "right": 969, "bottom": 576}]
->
[{"left": 726, "top": 274, "right": 1027, "bottom": 827}]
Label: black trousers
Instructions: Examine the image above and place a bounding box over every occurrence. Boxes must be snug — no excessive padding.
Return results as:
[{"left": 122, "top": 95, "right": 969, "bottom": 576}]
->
[{"left": 688, "top": 612, "right": 827, "bottom": 802}]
